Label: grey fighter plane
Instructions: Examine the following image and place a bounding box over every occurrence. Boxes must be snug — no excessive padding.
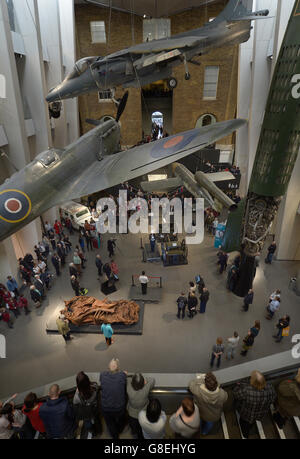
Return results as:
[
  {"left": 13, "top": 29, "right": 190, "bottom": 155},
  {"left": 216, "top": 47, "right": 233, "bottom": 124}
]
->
[
  {"left": 0, "top": 93, "right": 246, "bottom": 241},
  {"left": 46, "top": 0, "right": 270, "bottom": 103}
]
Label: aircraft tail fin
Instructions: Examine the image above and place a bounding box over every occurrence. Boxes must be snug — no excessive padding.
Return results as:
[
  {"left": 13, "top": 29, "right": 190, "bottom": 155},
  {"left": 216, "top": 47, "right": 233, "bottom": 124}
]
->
[{"left": 212, "top": 0, "right": 269, "bottom": 24}]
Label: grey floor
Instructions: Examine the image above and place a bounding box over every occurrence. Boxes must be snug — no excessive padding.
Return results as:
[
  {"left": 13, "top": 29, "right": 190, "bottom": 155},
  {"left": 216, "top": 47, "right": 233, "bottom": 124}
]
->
[{"left": 0, "top": 230, "right": 299, "bottom": 399}]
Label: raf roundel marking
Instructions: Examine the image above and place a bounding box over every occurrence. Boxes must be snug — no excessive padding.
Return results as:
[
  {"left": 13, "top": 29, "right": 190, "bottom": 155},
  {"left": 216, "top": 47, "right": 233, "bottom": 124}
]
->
[
  {"left": 163, "top": 136, "right": 184, "bottom": 149},
  {"left": 0, "top": 190, "right": 32, "bottom": 223},
  {"left": 151, "top": 131, "right": 199, "bottom": 158}
]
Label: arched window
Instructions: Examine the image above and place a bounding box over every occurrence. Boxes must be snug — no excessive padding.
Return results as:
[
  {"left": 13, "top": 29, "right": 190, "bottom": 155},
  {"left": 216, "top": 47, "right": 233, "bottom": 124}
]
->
[
  {"left": 152, "top": 111, "right": 164, "bottom": 139},
  {"left": 195, "top": 113, "right": 217, "bottom": 128}
]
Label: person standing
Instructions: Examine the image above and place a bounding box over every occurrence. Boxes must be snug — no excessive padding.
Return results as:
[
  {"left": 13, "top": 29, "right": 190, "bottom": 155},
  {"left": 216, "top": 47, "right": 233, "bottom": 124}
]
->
[
  {"left": 69, "top": 263, "right": 78, "bottom": 278},
  {"left": 39, "top": 384, "right": 76, "bottom": 439},
  {"left": 226, "top": 331, "right": 240, "bottom": 360},
  {"left": 107, "top": 239, "right": 116, "bottom": 258},
  {"left": 210, "top": 338, "right": 224, "bottom": 369},
  {"left": 34, "top": 275, "right": 46, "bottom": 299},
  {"left": 189, "top": 372, "right": 228, "bottom": 435},
  {"left": 240, "top": 330, "right": 255, "bottom": 357},
  {"left": 265, "top": 241, "right": 277, "bottom": 264},
  {"left": 101, "top": 323, "right": 114, "bottom": 347},
  {"left": 110, "top": 260, "right": 119, "bottom": 281},
  {"left": 30, "top": 285, "right": 42, "bottom": 309},
  {"left": 273, "top": 315, "right": 290, "bottom": 343},
  {"left": 219, "top": 252, "right": 228, "bottom": 274},
  {"left": 16, "top": 294, "right": 31, "bottom": 315},
  {"left": 84, "top": 230, "right": 93, "bottom": 252},
  {"left": 199, "top": 287, "right": 210, "bottom": 313},
  {"left": 56, "top": 314, "right": 72, "bottom": 342},
  {"left": 138, "top": 399, "right": 167, "bottom": 440},
  {"left": 0, "top": 308, "right": 14, "bottom": 328},
  {"left": 99, "top": 359, "right": 127, "bottom": 439},
  {"left": 187, "top": 292, "right": 198, "bottom": 318},
  {"left": 266, "top": 296, "right": 280, "bottom": 319},
  {"left": 6, "top": 276, "right": 19, "bottom": 298},
  {"left": 233, "top": 371, "right": 276, "bottom": 439},
  {"left": 73, "top": 251, "right": 82, "bottom": 275},
  {"left": 22, "top": 393, "right": 46, "bottom": 437},
  {"left": 226, "top": 266, "right": 238, "bottom": 292},
  {"left": 51, "top": 253, "right": 61, "bottom": 276},
  {"left": 169, "top": 398, "right": 200, "bottom": 438},
  {"left": 176, "top": 293, "right": 187, "bottom": 319},
  {"left": 242, "top": 289, "right": 254, "bottom": 312},
  {"left": 188, "top": 281, "right": 197, "bottom": 297},
  {"left": 49, "top": 232, "right": 56, "bottom": 251},
  {"left": 70, "top": 276, "right": 80, "bottom": 296},
  {"left": 53, "top": 220, "right": 63, "bottom": 237},
  {"left": 272, "top": 369, "right": 300, "bottom": 428},
  {"left": 95, "top": 255, "right": 103, "bottom": 278},
  {"left": 127, "top": 373, "right": 155, "bottom": 439},
  {"left": 139, "top": 271, "right": 149, "bottom": 295}
]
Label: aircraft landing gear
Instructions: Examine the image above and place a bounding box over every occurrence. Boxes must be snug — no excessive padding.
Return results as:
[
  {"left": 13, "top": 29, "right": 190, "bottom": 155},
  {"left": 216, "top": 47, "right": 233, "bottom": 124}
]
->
[
  {"left": 167, "top": 77, "right": 177, "bottom": 89},
  {"left": 183, "top": 54, "right": 191, "bottom": 82}
]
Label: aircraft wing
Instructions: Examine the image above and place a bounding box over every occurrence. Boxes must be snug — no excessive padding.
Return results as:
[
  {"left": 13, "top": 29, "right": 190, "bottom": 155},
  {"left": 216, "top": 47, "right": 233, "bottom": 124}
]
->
[
  {"left": 107, "top": 36, "right": 207, "bottom": 59},
  {"left": 58, "top": 119, "right": 246, "bottom": 203},
  {"left": 205, "top": 171, "right": 235, "bottom": 182}
]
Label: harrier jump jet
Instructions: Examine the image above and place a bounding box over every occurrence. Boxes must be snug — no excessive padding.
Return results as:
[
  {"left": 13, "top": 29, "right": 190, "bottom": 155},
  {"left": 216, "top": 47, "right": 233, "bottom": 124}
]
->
[
  {"left": 46, "top": 0, "right": 270, "bottom": 102},
  {"left": 0, "top": 93, "right": 246, "bottom": 241}
]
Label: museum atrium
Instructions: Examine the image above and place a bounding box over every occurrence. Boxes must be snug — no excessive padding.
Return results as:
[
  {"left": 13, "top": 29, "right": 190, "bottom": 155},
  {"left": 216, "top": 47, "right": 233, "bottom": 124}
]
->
[{"left": 0, "top": 0, "right": 300, "bottom": 441}]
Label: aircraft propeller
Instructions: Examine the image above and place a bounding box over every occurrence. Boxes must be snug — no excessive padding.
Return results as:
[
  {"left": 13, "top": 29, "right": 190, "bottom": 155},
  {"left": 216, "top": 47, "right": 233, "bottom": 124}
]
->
[{"left": 85, "top": 91, "right": 129, "bottom": 126}]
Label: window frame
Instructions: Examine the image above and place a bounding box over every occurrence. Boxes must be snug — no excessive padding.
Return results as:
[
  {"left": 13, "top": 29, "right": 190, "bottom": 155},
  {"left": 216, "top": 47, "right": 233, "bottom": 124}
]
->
[
  {"left": 90, "top": 21, "right": 106, "bottom": 44},
  {"left": 203, "top": 65, "right": 220, "bottom": 100}
]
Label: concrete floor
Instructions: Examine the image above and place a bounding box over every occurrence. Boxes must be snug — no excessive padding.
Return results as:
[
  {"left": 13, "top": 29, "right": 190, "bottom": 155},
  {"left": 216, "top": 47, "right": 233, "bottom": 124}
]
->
[{"left": 0, "top": 230, "right": 299, "bottom": 399}]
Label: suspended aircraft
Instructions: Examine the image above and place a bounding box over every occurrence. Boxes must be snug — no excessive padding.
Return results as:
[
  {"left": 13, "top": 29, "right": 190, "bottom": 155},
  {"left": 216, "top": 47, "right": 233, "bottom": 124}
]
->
[
  {"left": 140, "top": 163, "right": 237, "bottom": 212},
  {"left": 0, "top": 93, "right": 246, "bottom": 242},
  {"left": 46, "top": 0, "right": 270, "bottom": 103}
]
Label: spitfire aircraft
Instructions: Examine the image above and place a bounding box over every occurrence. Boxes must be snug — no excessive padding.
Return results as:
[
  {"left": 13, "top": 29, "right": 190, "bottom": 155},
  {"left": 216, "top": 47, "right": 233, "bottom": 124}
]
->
[
  {"left": 46, "top": 0, "right": 270, "bottom": 103},
  {"left": 0, "top": 93, "right": 246, "bottom": 242}
]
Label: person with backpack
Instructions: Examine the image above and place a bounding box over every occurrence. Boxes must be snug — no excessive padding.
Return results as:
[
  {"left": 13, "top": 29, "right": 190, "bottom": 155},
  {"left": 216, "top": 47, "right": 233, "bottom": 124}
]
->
[
  {"left": 240, "top": 330, "right": 255, "bottom": 356},
  {"left": 273, "top": 315, "right": 290, "bottom": 342},
  {"left": 176, "top": 293, "right": 188, "bottom": 319},
  {"left": 73, "top": 372, "right": 100, "bottom": 436}
]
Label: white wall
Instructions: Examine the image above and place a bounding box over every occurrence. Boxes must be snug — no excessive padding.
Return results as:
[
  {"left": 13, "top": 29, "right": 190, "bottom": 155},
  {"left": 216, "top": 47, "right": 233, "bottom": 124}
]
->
[
  {"left": 58, "top": 0, "right": 79, "bottom": 143},
  {"left": 0, "top": 0, "right": 79, "bottom": 281}
]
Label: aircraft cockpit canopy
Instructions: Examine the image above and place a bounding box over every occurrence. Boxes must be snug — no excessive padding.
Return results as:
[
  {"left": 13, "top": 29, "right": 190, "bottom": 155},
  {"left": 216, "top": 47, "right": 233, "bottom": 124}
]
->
[
  {"left": 37, "top": 149, "right": 62, "bottom": 167},
  {"left": 65, "top": 57, "right": 98, "bottom": 81}
]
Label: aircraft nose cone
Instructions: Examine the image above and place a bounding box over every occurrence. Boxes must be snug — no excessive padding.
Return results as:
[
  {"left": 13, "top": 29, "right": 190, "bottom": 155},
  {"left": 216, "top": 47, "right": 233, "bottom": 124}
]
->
[{"left": 46, "top": 87, "right": 61, "bottom": 103}]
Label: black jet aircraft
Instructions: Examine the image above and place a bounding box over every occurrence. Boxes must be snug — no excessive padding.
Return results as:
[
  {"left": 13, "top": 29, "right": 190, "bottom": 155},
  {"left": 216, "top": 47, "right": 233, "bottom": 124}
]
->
[
  {"left": 0, "top": 94, "right": 246, "bottom": 241},
  {"left": 46, "top": 0, "right": 270, "bottom": 102}
]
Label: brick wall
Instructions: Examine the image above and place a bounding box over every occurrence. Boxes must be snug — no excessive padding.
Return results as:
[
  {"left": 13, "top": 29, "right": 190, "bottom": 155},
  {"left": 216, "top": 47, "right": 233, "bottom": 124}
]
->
[{"left": 75, "top": 0, "right": 238, "bottom": 146}]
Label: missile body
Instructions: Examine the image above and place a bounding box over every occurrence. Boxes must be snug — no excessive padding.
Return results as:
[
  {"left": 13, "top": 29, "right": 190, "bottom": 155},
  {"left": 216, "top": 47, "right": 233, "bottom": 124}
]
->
[{"left": 226, "top": 0, "right": 300, "bottom": 296}]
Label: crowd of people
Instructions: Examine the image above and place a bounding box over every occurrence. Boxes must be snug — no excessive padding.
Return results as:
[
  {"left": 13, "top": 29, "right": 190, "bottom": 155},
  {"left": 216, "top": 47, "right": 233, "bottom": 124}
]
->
[{"left": 1, "top": 362, "right": 299, "bottom": 440}]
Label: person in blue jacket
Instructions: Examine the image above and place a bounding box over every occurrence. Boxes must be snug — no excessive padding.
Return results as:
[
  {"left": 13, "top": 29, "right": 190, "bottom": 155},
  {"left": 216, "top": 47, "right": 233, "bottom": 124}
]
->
[
  {"left": 39, "top": 384, "right": 76, "bottom": 439},
  {"left": 6, "top": 276, "right": 19, "bottom": 298},
  {"left": 101, "top": 322, "right": 114, "bottom": 347}
]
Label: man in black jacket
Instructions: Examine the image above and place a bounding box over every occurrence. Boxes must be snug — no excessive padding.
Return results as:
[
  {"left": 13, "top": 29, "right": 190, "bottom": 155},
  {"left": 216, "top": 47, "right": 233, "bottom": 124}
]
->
[
  {"left": 39, "top": 384, "right": 76, "bottom": 439},
  {"left": 95, "top": 255, "right": 103, "bottom": 278},
  {"left": 265, "top": 241, "right": 277, "bottom": 264},
  {"left": 176, "top": 293, "right": 187, "bottom": 319},
  {"left": 242, "top": 289, "right": 254, "bottom": 312},
  {"left": 199, "top": 288, "right": 210, "bottom": 313}
]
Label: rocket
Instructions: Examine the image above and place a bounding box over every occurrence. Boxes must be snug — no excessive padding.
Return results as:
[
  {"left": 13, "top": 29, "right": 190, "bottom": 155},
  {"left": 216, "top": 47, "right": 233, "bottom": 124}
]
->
[{"left": 223, "top": 0, "right": 300, "bottom": 296}]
